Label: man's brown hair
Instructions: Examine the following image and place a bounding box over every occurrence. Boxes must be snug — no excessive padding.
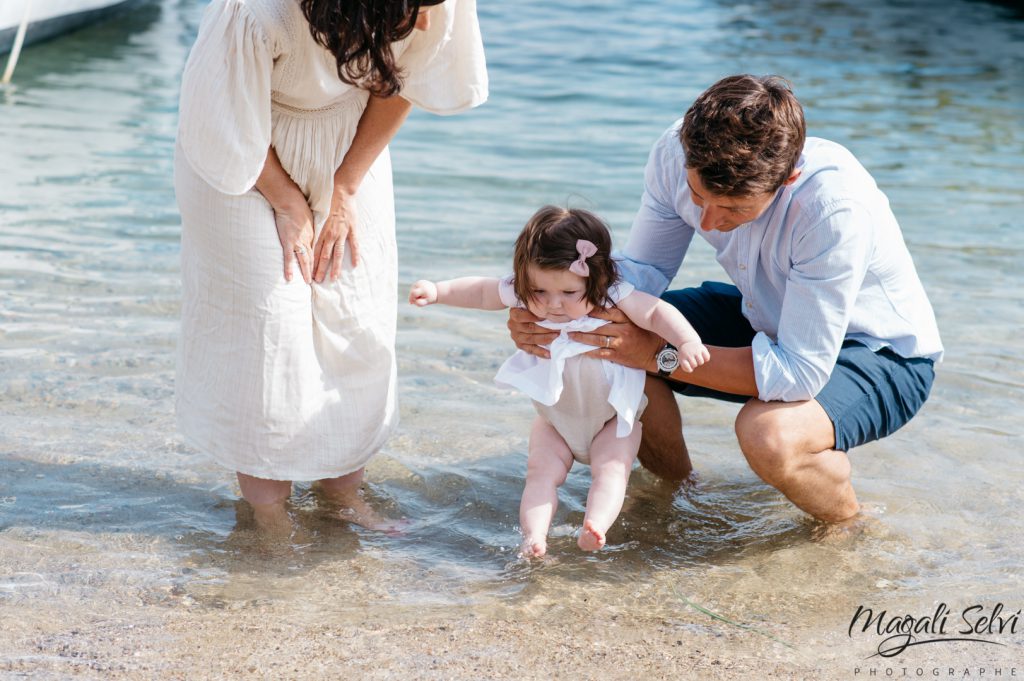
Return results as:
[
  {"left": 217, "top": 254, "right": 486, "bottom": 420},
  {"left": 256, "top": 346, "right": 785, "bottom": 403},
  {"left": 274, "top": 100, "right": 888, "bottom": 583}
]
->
[
  {"left": 680, "top": 74, "right": 806, "bottom": 197},
  {"left": 512, "top": 206, "right": 619, "bottom": 309}
]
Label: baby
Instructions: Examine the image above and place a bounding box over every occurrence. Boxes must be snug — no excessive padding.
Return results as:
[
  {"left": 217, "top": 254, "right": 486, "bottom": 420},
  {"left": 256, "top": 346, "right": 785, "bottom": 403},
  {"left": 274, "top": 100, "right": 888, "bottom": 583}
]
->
[{"left": 409, "top": 206, "right": 708, "bottom": 556}]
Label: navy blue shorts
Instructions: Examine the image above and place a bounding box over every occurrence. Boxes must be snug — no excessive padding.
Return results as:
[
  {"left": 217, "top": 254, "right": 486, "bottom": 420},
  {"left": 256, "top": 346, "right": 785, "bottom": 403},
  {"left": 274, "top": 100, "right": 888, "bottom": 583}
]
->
[{"left": 662, "top": 282, "right": 935, "bottom": 452}]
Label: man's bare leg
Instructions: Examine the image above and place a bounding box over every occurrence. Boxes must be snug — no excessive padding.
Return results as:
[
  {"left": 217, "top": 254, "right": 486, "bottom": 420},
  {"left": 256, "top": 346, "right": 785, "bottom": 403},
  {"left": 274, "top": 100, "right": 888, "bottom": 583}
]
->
[
  {"left": 636, "top": 375, "right": 693, "bottom": 480},
  {"left": 734, "top": 398, "right": 860, "bottom": 522}
]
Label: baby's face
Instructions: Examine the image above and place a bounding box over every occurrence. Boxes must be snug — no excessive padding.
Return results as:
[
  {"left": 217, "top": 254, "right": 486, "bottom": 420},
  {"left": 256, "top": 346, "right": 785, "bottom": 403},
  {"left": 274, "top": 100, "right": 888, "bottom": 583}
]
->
[{"left": 524, "top": 266, "right": 594, "bottom": 322}]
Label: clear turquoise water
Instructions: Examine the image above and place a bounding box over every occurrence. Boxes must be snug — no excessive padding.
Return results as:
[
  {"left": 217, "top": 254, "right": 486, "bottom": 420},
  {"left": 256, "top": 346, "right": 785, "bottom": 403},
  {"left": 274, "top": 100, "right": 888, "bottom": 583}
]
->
[{"left": 1, "top": 0, "right": 1023, "bottom": 667}]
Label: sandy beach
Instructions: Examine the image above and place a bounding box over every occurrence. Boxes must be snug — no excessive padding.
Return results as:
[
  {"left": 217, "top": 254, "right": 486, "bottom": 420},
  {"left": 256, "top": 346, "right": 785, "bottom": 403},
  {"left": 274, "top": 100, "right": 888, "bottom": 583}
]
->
[{"left": 5, "top": 587, "right": 1022, "bottom": 679}]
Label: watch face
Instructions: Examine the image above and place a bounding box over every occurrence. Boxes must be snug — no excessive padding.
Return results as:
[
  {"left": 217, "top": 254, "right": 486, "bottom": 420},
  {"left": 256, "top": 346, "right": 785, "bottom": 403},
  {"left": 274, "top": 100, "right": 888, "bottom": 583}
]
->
[{"left": 657, "top": 347, "right": 679, "bottom": 373}]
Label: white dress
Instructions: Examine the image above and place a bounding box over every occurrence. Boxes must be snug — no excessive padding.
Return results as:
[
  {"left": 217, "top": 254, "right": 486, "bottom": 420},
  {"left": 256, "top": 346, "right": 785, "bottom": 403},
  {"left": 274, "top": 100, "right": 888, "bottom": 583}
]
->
[
  {"left": 493, "top": 277, "right": 647, "bottom": 464},
  {"left": 174, "top": 0, "right": 487, "bottom": 480}
]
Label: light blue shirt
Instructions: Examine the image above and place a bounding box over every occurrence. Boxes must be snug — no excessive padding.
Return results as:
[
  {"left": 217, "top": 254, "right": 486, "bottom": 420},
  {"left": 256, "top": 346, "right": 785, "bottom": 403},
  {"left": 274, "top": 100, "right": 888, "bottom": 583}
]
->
[{"left": 619, "top": 121, "right": 943, "bottom": 402}]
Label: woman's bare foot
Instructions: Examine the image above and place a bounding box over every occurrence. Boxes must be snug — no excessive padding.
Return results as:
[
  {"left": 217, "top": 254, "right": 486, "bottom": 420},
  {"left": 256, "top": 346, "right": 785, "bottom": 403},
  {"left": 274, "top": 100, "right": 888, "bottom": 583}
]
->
[
  {"left": 315, "top": 471, "right": 403, "bottom": 533},
  {"left": 236, "top": 472, "right": 294, "bottom": 539},
  {"left": 520, "top": 537, "right": 547, "bottom": 558},
  {"left": 334, "top": 496, "right": 403, "bottom": 533},
  {"left": 250, "top": 501, "right": 294, "bottom": 538},
  {"left": 577, "top": 519, "right": 606, "bottom": 551}
]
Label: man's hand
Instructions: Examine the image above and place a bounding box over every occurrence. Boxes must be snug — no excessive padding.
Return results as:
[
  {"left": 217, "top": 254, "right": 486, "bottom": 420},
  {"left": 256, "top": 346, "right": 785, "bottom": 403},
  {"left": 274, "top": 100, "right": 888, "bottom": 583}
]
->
[
  {"left": 508, "top": 308, "right": 557, "bottom": 359},
  {"left": 569, "top": 306, "right": 664, "bottom": 371}
]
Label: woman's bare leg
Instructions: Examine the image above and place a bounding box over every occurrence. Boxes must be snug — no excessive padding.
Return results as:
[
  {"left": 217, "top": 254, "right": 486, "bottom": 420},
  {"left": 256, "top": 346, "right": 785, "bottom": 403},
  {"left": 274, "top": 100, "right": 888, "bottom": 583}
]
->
[{"left": 237, "top": 472, "right": 292, "bottom": 535}]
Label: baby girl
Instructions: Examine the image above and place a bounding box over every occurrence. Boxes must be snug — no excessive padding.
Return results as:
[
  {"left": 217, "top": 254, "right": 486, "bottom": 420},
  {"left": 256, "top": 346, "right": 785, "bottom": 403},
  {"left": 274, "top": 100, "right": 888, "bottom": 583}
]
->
[{"left": 409, "top": 206, "right": 708, "bottom": 556}]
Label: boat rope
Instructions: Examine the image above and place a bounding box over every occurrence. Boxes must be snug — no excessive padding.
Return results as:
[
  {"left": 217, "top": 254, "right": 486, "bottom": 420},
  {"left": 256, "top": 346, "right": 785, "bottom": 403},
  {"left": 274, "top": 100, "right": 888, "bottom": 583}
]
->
[{"left": 2, "top": 0, "right": 35, "bottom": 84}]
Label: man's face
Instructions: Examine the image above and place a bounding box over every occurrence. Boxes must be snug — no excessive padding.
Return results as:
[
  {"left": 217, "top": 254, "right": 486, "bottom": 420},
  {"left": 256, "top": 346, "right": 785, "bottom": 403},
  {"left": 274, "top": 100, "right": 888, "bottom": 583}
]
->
[{"left": 685, "top": 168, "right": 781, "bottom": 233}]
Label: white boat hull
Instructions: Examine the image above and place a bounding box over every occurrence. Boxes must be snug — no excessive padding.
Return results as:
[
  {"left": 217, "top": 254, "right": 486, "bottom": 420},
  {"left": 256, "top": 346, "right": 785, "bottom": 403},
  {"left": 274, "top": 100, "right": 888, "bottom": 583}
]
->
[{"left": 0, "top": 0, "right": 143, "bottom": 54}]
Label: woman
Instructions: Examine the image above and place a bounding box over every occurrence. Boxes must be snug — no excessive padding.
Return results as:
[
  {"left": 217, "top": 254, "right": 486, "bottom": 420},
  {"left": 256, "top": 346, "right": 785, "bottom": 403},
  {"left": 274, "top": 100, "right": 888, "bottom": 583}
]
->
[{"left": 174, "top": 0, "right": 487, "bottom": 530}]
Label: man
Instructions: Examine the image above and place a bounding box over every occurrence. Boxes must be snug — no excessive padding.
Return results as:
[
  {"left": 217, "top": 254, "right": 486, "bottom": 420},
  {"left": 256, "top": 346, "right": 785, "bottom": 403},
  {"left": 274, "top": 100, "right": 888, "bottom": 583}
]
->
[{"left": 509, "top": 74, "right": 942, "bottom": 523}]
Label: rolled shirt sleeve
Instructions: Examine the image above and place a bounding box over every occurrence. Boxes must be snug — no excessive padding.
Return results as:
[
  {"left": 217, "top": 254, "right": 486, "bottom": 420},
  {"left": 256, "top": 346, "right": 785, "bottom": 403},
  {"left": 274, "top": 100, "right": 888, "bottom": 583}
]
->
[{"left": 752, "top": 200, "right": 874, "bottom": 401}]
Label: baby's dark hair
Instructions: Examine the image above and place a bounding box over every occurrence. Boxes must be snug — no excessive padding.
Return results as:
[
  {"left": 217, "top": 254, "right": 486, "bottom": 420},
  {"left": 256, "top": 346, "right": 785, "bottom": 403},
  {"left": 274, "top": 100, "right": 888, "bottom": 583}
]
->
[{"left": 512, "top": 206, "right": 619, "bottom": 308}]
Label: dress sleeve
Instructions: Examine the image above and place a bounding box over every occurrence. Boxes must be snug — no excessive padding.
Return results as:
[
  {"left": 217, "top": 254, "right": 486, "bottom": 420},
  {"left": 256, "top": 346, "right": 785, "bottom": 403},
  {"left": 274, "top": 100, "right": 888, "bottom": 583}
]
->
[
  {"left": 396, "top": 0, "right": 488, "bottom": 115},
  {"left": 607, "top": 281, "right": 636, "bottom": 305},
  {"left": 177, "top": 0, "right": 274, "bottom": 195},
  {"left": 498, "top": 275, "right": 521, "bottom": 308}
]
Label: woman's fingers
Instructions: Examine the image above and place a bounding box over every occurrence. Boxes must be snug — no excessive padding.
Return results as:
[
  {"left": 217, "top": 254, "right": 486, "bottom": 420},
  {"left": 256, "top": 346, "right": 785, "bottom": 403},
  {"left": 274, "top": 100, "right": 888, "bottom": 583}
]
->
[
  {"left": 346, "top": 226, "right": 360, "bottom": 269},
  {"left": 313, "top": 238, "right": 335, "bottom": 283},
  {"left": 274, "top": 201, "right": 315, "bottom": 285},
  {"left": 295, "top": 243, "right": 313, "bottom": 284},
  {"left": 283, "top": 244, "right": 296, "bottom": 282}
]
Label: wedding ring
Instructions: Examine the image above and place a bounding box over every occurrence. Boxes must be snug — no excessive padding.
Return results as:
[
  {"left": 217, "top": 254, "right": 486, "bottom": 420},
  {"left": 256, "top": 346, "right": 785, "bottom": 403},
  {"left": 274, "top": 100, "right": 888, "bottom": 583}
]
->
[
  {"left": 295, "top": 245, "right": 307, "bottom": 256},
  {"left": 604, "top": 336, "right": 611, "bottom": 348}
]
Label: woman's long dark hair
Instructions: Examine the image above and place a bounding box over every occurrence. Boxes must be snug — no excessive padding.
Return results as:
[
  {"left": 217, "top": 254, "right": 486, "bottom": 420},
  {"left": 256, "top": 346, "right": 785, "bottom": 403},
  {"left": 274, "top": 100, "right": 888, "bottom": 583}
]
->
[{"left": 300, "top": 0, "right": 442, "bottom": 97}]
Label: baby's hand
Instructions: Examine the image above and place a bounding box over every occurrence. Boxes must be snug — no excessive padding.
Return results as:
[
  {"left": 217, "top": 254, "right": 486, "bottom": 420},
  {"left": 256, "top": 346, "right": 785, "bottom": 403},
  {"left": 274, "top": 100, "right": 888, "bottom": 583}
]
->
[
  {"left": 677, "top": 340, "right": 710, "bottom": 372},
  {"left": 408, "top": 280, "right": 438, "bottom": 306}
]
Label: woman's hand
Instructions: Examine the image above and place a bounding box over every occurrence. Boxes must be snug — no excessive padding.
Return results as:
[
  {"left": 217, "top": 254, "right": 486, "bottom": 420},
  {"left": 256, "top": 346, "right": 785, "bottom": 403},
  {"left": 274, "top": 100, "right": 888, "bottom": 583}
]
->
[
  {"left": 508, "top": 308, "right": 558, "bottom": 359},
  {"left": 274, "top": 200, "right": 315, "bottom": 284},
  {"left": 569, "top": 306, "right": 664, "bottom": 371},
  {"left": 313, "top": 188, "right": 360, "bottom": 282}
]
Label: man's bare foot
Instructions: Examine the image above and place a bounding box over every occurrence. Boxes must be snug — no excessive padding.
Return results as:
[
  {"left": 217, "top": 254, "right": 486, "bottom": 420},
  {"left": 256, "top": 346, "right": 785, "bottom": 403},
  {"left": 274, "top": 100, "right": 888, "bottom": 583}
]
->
[
  {"left": 520, "top": 537, "right": 547, "bottom": 558},
  {"left": 810, "top": 503, "right": 887, "bottom": 543},
  {"left": 577, "top": 519, "right": 606, "bottom": 551}
]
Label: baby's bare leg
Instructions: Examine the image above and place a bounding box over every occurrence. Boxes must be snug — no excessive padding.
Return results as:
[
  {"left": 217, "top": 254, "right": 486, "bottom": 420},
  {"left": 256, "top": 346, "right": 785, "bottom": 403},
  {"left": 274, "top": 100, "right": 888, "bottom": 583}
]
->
[
  {"left": 578, "top": 419, "right": 642, "bottom": 551},
  {"left": 520, "top": 416, "right": 574, "bottom": 557}
]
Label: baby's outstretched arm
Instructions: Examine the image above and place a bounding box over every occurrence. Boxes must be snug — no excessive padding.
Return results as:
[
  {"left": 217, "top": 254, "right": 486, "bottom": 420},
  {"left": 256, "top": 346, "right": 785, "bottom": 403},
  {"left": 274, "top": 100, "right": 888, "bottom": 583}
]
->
[
  {"left": 615, "top": 290, "right": 710, "bottom": 371},
  {"left": 408, "top": 277, "right": 506, "bottom": 311}
]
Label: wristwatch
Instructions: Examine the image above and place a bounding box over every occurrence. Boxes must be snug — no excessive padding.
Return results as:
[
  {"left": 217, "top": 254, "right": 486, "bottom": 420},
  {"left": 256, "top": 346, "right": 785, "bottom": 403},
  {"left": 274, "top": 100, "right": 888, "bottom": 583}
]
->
[{"left": 655, "top": 342, "right": 679, "bottom": 377}]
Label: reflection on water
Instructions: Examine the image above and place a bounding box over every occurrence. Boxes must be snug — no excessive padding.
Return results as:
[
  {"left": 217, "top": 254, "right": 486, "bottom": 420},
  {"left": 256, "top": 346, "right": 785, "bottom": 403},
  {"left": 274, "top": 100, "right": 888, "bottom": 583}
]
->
[{"left": 1, "top": 0, "right": 1023, "bottom": 668}]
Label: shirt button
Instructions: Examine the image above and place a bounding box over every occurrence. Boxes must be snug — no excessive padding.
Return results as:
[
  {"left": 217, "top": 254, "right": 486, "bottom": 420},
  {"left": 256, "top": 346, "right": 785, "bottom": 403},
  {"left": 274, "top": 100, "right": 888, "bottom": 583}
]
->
[
  {"left": 746, "top": 302, "right": 753, "bottom": 309},
  {"left": 738, "top": 264, "right": 747, "bottom": 270}
]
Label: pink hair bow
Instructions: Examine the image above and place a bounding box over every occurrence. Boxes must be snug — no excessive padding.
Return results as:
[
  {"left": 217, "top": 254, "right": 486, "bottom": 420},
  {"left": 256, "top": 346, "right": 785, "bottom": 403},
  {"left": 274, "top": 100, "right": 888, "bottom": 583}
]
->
[{"left": 568, "top": 239, "right": 598, "bottom": 277}]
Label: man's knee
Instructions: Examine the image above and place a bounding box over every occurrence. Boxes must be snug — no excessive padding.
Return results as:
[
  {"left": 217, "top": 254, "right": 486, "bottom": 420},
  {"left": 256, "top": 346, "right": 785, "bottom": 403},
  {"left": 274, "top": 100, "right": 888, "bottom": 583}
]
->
[{"left": 734, "top": 405, "right": 802, "bottom": 486}]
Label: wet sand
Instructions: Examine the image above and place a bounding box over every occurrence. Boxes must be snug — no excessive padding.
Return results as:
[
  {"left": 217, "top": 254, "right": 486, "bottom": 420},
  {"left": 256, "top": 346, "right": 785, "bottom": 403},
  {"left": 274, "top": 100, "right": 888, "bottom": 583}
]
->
[
  {"left": 3, "top": 510, "right": 1021, "bottom": 681},
  {"left": 4, "top": 596, "right": 1021, "bottom": 680},
  {"left": 1, "top": 606, "right": 793, "bottom": 679}
]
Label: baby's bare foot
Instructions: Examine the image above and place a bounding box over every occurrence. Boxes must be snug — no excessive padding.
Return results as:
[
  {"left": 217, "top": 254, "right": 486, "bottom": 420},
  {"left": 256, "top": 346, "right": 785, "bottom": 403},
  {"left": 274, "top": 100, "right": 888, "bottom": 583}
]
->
[
  {"left": 520, "top": 537, "right": 547, "bottom": 558},
  {"left": 577, "top": 520, "right": 606, "bottom": 551}
]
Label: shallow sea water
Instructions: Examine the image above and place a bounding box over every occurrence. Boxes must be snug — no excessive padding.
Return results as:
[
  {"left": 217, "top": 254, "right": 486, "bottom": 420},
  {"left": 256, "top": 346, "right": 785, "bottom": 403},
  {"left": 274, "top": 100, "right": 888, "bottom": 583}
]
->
[{"left": 1, "top": 0, "right": 1023, "bottom": 675}]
